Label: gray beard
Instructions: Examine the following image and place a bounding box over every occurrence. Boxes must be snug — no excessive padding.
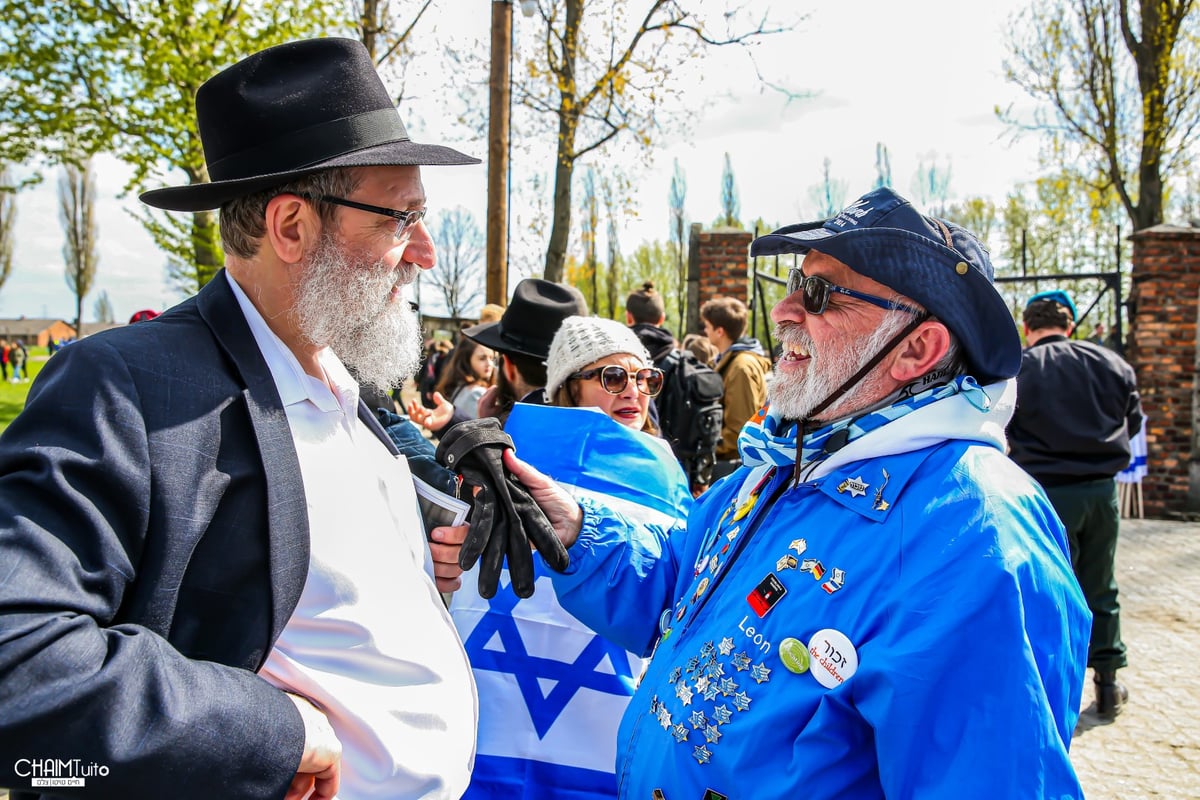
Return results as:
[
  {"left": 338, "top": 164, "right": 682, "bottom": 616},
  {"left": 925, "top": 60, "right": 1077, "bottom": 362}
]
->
[
  {"left": 292, "top": 235, "right": 423, "bottom": 392},
  {"left": 768, "top": 310, "right": 909, "bottom": 422}
]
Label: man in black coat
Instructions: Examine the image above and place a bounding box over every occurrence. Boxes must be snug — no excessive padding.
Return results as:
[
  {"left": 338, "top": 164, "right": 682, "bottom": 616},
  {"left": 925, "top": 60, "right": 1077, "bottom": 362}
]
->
[
  {"left": 0, "top": 38, "right": 479, "bottom": 800},
  {"left": 1007, "top": 289, "right": 1144, "bottom": 720}
]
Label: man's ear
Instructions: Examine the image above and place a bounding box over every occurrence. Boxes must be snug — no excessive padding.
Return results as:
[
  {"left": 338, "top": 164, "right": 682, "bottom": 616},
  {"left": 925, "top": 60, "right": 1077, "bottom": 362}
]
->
[
  {"left": 889, "top": 320, "right": 952, "bottom": 382},
  {"left": 264, "top": 193, "right": 322, "bottom": 265}
]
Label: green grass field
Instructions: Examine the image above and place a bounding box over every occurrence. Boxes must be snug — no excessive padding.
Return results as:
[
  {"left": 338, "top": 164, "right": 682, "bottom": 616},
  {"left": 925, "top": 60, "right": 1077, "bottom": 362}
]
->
[{"left": 0, "top": 349, "right": 47, "bottom": 434}]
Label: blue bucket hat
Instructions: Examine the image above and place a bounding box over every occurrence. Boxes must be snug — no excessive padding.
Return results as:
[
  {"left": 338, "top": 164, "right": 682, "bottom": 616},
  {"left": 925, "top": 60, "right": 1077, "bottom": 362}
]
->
[
  {"left": 749, "top": 187, "right": 1021, "bottom": 384},
  {"left": 1026, "top": 289, "right": 1077, "bottom": 322}
]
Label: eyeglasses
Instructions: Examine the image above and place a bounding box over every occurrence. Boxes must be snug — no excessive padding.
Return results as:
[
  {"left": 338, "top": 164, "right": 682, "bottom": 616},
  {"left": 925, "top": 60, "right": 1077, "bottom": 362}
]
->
[
  {"left": 787, "top": 269, "right": 922, "bottom": 316},
  {"left": 570, "top": 365, "right": 664, "bottom": 397},
  {"left": 316, "top": 195, "right": 427, "bottom": 239}
]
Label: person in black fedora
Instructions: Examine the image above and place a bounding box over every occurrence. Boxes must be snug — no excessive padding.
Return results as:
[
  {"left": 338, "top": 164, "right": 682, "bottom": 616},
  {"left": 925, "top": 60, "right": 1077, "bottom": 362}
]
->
[
  {"left": 504, "top": 187, "right": 1092, "bottom": 798},
  {"left": 0, "top": 38, "right": 480, "bottom": 800},
  {"left": 408, "top": 278, "right": 588, "bottom": 433}
]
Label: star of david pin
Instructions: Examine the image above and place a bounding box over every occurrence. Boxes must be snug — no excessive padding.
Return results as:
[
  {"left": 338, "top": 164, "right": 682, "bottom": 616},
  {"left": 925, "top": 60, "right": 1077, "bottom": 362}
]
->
[
  {"left": 671, "top": 723, "right": 690, "bottom": 743},
  {"left": 718, "top": 637, "right": 735, "bottom": 655},
  {"left": 732, "top": 691, "right": 752, "bottom": 711},
  {"left": 731, "top": 652, "right": 751, "bottom": 672},
  {"left": 711, "top": 704, "right": 733, "bottom": 725},
  {"left": 704, "top": 724, "right": 723, "bottom": 744},
  {"left": 873, "top": 468, "right": 892, "bottom": 511},
  {"left": 693, "top": 744, "right": 713, "bottom": 765},
  {"left": 676, "top": 681, "right": 694, "bottom": 705},
  {"left": 750, "top": 662, "right": 772, "bottom": 684},
  {"left": 777, "top": 553, "right": 798, "bottom": 571},
  {"left": 837, "top": 475, "right": 869, "bottom": 498},
  {"left": 689, "top": 709, "right": 708, "bottom": 730}
]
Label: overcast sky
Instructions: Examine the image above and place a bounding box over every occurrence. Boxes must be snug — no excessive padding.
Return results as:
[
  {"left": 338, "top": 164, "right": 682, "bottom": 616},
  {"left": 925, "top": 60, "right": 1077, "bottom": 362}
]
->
[{"left": 3, "top": 0, "right": 1039, "bottom": 323}]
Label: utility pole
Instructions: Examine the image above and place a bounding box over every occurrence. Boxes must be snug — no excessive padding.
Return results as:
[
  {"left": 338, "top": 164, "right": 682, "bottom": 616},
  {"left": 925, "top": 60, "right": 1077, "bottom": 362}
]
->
[{"left": 486, "top": 0, "right": 513, "bottom": 306}]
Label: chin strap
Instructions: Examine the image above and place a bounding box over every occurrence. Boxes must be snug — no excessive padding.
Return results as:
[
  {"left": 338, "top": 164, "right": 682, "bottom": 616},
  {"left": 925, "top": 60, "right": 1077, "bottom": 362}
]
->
[{"left": 789, "top": 313, "right": 930, "bottom": 486}]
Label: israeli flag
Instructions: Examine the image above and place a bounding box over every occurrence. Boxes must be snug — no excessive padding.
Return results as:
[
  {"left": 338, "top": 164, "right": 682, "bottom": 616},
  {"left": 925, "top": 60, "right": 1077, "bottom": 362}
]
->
[
  {"left": 451, "top": 404, "right": 692, "bottom": 799},
  {"left": 1117, "top": 426, "right": 1148, "bottom": 483}
]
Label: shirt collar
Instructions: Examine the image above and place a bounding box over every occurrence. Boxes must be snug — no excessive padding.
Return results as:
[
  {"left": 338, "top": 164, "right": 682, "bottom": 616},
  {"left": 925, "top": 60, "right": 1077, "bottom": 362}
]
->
[{"left": 224, "top": 271, "right": 359, "bottom": 414}]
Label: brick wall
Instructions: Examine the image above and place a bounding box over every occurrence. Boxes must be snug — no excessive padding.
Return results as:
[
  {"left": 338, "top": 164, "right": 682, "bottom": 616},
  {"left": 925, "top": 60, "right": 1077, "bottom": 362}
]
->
[
  {"left": 688, "top": 225, "right": 752, "bottom": 334},
  {"left": 1128, "top": 225, "right": 1200, "bottom": 516}
]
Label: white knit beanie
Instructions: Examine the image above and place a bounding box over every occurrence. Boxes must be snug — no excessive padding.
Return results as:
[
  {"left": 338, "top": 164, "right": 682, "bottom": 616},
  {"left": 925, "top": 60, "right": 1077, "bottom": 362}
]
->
[{"left": 544, "top": 316, "right": 652, "bottom": 398}]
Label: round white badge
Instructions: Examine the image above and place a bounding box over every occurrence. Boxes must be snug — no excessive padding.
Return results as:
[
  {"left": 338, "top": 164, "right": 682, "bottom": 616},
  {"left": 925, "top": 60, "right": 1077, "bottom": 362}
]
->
[{"left": 806, "top": 628, "right": 858, "bottom": 688}]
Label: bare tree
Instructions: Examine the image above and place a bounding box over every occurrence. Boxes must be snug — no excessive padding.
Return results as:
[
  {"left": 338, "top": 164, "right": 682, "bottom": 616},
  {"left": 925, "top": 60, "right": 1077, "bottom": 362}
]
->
[
  {"left": 59, "top": 162, "right": 99, "bottom": 338},
  {"left": 514, "top": 0, "right": 790, "bottom": 282},
  {"left": 0, "top": 166, "right": 15, "bottom": 303},
  {"left": 603, "top": 178, "right": 622, "bottom": 318},
  {"left": 579, "top": 167, "right": 601, "bottom": 312},
  {"left": 357, "top": 0, "right": 432, "bottom": 66},
  {"left": 808, "top": 157, "right": 847, "bottom": 217},
  {"left": 874, "top": 142, "right": 892, "bottom": 189},
  {"left": 718, "top": 153, "right": 742, "bottom": 228},
  {"left": 428, "top": 206, "right": 484, "bottom": 321},
  {"left": 911, "top": 153, "right": 952, "bottom": 215},
  {"left": 93, "top": 290, "right": 115, "bottom": 324},
  {"left": 1003, "top": 0, "right": 1200, "bottom": 230},
  {"left": 668, "top": 158, "right": 687, "bottom": 337}
]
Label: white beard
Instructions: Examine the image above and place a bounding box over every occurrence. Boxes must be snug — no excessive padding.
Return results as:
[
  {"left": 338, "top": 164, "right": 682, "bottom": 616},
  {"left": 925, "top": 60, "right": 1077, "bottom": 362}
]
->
[
  {"left": 769, "top": 310, "right": 910, "bottom": 422},
  {"left": 292, "top": 234, "right": 423, "bottom": 392}
]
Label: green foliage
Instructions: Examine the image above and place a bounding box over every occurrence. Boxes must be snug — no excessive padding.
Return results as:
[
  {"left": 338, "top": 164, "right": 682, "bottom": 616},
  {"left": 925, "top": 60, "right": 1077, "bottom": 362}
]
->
[{"left": 0, "top": 0, "right": 338, "bottom": 295}]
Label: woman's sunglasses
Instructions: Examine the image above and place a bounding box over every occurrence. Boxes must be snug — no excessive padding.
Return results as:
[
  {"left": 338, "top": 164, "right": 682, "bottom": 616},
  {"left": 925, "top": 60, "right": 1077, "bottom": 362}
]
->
[
  {"left": 787, "top": 269, "right": 922, "bottom": 316},
  {"left": 570, "top": 365, "right": 664, "bottom": 397}
]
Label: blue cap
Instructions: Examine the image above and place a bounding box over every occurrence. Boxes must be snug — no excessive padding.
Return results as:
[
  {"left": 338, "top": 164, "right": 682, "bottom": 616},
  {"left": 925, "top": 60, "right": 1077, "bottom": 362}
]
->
[
  {"left": 1026, "top": 289, "right": 1077, "bottom": 322},
  {"left": 749, "top": 187, "right": 1021, "bottom": 384}
]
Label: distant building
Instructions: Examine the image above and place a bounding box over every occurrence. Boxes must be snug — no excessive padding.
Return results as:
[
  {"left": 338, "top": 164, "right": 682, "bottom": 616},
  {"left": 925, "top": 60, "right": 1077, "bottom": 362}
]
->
[
  {"left": 80, "top": 321, "right": 124, "bottom": 337},
  {"left": 0, "top": 319, "right": 77, "bottom": 347}
]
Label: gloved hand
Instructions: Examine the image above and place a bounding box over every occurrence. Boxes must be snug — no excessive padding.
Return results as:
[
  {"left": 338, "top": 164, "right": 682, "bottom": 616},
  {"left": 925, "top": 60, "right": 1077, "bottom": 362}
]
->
[{"left": 435, "top": 418, "right": 569, "bottom": 598}]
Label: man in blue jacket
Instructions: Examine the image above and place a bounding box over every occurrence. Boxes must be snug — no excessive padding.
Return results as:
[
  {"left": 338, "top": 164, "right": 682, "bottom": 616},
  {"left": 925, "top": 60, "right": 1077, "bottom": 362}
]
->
[{"left": 510, "top": 187, "right": 1092, "bottom": 799}]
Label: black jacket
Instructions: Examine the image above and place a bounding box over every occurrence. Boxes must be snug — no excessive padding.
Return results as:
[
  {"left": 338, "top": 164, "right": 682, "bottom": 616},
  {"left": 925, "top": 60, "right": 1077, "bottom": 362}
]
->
[{"left": 1007, "top": 334, "right": 1143, "bottom": 484}]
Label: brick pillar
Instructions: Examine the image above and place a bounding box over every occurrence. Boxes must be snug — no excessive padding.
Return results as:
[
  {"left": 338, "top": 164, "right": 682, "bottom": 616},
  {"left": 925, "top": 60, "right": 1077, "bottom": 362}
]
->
[
  {"left": 1128, "top": 225, "right": 1200, "bottom": 516},
  {"left": 687, "top": 225, "right": 752, "bottom": 334}
]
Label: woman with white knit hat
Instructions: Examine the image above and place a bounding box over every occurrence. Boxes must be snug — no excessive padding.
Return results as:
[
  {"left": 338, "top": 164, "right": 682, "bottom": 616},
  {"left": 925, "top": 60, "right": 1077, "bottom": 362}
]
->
[
  {"left": 452, "top": 319, "right": 689, "bottom": 799},
  {"left": 544, "top": 315, "right": 664, "bottom": 434}
]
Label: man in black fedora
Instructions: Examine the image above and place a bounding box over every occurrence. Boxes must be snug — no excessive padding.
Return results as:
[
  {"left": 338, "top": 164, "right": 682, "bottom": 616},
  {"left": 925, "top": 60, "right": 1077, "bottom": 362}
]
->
[
  {"left": 0, "top": 38, "right": 479, "bottom": 800},
  {"left": 409, "top": 278, "right": 587, "bottom": 433}
]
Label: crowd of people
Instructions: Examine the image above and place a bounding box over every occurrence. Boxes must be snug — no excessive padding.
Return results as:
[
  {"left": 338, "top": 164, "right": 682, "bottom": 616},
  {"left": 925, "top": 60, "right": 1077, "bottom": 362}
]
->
[{"left": 0, "top": 35, "right": 1146, "bottom": 800}]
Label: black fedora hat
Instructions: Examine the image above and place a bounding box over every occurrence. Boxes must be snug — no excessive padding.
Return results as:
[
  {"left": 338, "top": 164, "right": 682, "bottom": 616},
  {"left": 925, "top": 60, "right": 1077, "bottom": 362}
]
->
[
  {"left": 140, "top": 38, "right": 479, "bottom": 212},
  {"left": 463, "top": 279, "right": 587, "bottom": 360}
]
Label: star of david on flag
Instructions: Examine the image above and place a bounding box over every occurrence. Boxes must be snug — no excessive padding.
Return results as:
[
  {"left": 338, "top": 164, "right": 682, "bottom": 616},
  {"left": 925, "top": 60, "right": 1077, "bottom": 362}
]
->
[{"left": 451, "top": 404, "right": 692, "bottom": 800}]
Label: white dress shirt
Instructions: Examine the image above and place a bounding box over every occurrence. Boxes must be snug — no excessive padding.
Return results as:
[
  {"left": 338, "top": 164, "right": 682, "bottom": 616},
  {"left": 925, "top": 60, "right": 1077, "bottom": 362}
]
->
[{"left": 227, "top": 273, "right": 477, "bottom": 799}]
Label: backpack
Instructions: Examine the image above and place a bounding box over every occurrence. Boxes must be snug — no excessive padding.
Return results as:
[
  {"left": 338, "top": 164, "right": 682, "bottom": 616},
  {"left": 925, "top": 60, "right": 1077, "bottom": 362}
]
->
[{"left": 655, "top": 349, "right": 725, "bottom": 488}]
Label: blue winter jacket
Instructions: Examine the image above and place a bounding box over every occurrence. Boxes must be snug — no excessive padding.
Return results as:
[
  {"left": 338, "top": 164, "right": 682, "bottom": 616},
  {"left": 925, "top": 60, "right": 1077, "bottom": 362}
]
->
[{"left": 551, "top": 412, "right": 1090, "bottom": 799}]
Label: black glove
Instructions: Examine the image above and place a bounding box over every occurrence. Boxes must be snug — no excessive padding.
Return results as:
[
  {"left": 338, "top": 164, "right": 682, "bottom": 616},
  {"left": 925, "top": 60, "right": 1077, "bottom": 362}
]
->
[{"left": 435, "top": 418, "right": 569, "bottom": 598}]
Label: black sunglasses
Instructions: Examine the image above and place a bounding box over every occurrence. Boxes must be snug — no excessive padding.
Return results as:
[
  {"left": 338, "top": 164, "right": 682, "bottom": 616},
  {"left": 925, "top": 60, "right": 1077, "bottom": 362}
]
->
[
  {"left": 316, "top": 195, "right": 427, "bottom": 239},
  {"left": 570, "top": 365, "right": 664, "bottom": 397},
  {"left": 787, "top": 269, "right": 922, "bottom": 316}
]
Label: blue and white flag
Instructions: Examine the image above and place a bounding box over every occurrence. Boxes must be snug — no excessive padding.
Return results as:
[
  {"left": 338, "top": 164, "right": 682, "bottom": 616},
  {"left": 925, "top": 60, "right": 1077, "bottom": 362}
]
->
[
  {"left": 452, "top": 404, "right": 692, "bottom": 799},
  {"left": 1117, "top": 426, "right": 1148, "bottom": 484}
]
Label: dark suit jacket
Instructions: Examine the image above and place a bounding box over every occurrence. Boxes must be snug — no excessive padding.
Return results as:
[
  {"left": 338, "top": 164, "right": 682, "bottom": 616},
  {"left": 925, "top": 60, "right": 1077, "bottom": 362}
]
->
[{"left": 0, "top": 272, "right": 398, "bottom": 799}]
